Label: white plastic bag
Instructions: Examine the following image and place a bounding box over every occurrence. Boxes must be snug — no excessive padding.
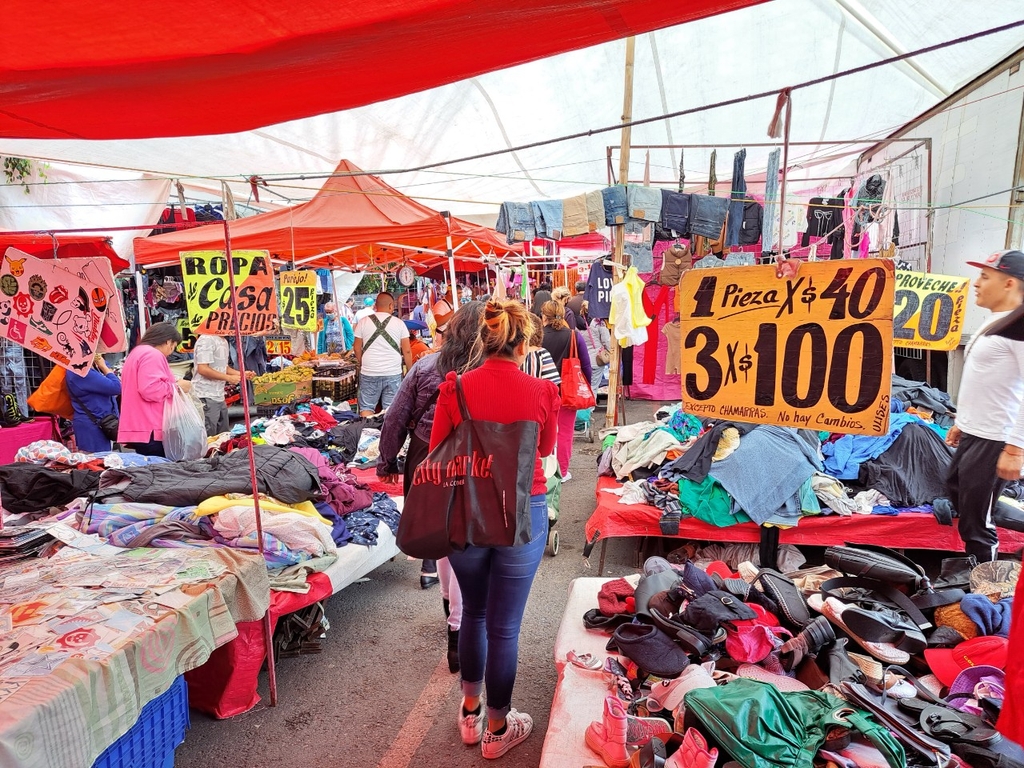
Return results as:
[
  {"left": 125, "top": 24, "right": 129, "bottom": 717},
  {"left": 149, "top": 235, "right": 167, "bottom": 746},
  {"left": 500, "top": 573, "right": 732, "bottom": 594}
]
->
[{"left": 163, "top": 386, "right": 206, "bottom": 461}]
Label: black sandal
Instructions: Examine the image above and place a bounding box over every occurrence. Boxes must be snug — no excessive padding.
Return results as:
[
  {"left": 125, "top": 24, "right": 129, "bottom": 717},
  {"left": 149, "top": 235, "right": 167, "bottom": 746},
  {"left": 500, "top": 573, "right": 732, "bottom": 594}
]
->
[{"left": 919, "top": 705, "right": 1001, "bottom": 747}]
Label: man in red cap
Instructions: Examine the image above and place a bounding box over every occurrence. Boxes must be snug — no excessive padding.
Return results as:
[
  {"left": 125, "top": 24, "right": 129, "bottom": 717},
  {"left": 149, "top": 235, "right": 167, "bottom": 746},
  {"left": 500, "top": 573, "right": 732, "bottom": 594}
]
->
[{"left": 946, "top": 250, "right": 1024, "bottom": 562}]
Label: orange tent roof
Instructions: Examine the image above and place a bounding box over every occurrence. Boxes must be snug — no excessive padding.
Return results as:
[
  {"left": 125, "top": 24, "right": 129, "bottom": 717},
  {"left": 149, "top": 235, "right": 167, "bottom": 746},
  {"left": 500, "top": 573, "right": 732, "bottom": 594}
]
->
[{"left": 133, "top": 160, "right": 515, "bottom": 273}]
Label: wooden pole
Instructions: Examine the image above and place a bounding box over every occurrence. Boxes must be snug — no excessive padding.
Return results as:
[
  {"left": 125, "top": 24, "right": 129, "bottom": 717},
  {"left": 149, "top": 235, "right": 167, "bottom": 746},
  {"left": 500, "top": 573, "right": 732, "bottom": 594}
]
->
[{"left": 605, "top": 36, "right": 636, "bottom": 430}]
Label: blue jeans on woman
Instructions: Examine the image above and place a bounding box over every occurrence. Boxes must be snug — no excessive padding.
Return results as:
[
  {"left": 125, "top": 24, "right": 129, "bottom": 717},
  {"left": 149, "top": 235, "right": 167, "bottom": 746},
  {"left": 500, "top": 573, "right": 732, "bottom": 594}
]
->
[{"left": 447, "top": 494, "right": 547, "bottom": 721}]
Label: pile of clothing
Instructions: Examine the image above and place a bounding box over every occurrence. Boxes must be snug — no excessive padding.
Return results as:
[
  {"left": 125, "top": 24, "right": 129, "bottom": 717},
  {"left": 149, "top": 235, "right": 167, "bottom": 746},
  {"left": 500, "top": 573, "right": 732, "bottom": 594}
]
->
[
  {"left": 0, "top": 438, "right": 400, "bottom": 569},
  {"left": 599, "top": 376, "right": 961, "bottom": 532},
  {"left": 578, "top": 553, "right": 1021, "bottom": 768}
]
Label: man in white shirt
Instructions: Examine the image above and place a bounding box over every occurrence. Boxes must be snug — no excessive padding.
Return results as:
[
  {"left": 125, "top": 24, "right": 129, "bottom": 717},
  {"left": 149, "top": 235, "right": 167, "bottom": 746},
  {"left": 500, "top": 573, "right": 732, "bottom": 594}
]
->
[
  {"left": 352, "top": 292, "right": 413, "bottom": 416},
  {"left": 191, "top": 334, "right": 241, "bottom": 436},
  {"left": 946, "top": 249, "right": 1024, "bottom": 562}
]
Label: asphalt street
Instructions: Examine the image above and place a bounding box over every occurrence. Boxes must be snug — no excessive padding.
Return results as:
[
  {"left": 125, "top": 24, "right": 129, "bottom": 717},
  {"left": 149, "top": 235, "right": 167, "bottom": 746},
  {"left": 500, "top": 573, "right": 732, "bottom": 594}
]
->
[{"left": 175, "top": 398, "right": 665, "bottom": 768}]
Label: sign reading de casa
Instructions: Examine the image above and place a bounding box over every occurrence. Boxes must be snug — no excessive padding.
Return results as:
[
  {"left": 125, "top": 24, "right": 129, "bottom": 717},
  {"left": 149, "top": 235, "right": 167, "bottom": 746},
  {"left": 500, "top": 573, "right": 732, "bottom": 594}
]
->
[
  {"left": 180, "top": 250, "right": 278, "bottom": 335},
  {"left": 679, "top": 259, "right": 894, "bottom": 436},
  {"left": 893, "top": 270, "right": 969, "bottom": 351}
]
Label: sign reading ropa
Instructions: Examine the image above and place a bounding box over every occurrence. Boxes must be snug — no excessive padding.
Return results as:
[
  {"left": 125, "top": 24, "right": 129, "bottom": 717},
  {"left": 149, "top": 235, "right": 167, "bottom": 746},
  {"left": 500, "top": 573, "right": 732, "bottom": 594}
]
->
[
  {"left": 893, "top": 270, "right": 969, "bottom": 351},
  {"left": 679, "top": 259, "right": 894, "bottom": 436},
  {"left": 180, "top": 250, "right": 277, "bottom": 335}
]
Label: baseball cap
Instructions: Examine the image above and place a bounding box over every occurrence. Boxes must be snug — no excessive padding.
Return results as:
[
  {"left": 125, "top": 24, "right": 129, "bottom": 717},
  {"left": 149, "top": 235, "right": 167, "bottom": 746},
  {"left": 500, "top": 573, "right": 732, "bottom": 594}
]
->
[
  {"left": 431, "top": 299, "right": 455, "bottom": 332},
  {"left": 924, "top": 636, "right": 1008, "bottom": 688},
  {"left": 966, "top": 249, "right": 1024, "bottom": 281}
]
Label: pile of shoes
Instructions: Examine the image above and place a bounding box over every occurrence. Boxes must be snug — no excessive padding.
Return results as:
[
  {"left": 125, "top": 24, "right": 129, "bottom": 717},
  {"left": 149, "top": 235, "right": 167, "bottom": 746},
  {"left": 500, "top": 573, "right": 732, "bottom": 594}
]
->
[
  {"left": 273, "top": 601, "right": 329, "bottom": 659},
  {"left": 578, "top": 552, "right": 1022, "bottom": 768}
]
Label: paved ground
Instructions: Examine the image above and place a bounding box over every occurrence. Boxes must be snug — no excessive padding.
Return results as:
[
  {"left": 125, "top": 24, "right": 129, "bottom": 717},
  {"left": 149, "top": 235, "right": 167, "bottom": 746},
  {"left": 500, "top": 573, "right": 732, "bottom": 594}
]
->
[{"left": 175, "top": 398, "right": 666, "bottom": 768}]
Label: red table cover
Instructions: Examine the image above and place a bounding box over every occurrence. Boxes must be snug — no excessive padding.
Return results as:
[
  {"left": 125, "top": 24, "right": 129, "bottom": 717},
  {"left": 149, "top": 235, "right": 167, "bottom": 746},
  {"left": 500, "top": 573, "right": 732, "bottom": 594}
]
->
[{"left": 589, "top": 477, "right": 1024, "bottom": 553}]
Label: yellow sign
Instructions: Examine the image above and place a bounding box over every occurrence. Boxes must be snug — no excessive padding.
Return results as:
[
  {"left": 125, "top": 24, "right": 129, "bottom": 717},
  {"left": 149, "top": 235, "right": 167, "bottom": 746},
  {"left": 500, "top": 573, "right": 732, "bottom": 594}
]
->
[
  {"left": 893, "top": 270, "right": 969, "bottom": 351},
  {"left": 679, "top": 259, "right": 895, "bottom": 436},
  {"left": 279, "top": 270, "right": 318, "bottom": 332},
  {"left": 176, "top": 317, "right": 196, "bottom": 354},
  {"left": 180, "top": 250, "right": 278, "bottom": 336}
]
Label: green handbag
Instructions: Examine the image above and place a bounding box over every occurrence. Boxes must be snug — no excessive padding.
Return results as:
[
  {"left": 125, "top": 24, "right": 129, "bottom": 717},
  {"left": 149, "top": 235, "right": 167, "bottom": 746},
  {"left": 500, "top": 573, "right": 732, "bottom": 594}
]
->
[{"left": 683, "top": 678, "right": 906, "bottom": 768}]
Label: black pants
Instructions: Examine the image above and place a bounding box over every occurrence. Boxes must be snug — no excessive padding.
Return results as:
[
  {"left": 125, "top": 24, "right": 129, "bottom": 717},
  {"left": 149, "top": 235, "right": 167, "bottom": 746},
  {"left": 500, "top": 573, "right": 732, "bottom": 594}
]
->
[
  {"left": 129, "top": 437, "right": 166, "bottom": 458},
  {"left": 403, "top": 432, "right": 435, "bottom": 573},
  {"left": 947, "top": 433, "right": 1007, "bottom": 562}
]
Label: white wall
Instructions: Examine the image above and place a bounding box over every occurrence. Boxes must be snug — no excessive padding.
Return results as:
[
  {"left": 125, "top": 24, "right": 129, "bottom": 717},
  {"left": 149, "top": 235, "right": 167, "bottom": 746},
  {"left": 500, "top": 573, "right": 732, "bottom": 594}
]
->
[{"left": 862, "top": 63, "right": 1024, "bottom": 336}]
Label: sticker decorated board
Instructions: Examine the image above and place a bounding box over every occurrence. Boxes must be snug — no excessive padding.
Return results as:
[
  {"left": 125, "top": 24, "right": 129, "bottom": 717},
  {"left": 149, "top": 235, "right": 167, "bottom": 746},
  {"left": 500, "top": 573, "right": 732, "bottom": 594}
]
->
[
  {"left": 55, "top": 258, "right": 128, "bottom": 354},
  {"left": 678, "top": 259, "right": 895, "bottom": 436},
  {"left": 0, "top": 248, "right": 107, "bottom": 376},
  {"left": 893, "top": 270, "right": 970, "bottom": 351},
  {"left": 279, "top": 270, "right": 318, "bottom": 332},
  {"left": 180, "top": 250, "right": 278, "bottom": 336}
]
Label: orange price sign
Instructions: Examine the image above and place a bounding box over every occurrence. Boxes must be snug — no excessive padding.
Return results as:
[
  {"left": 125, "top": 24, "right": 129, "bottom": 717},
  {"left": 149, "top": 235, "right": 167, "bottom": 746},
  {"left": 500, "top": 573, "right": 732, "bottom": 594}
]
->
[{"left": 678, "top": 259, "right": 895, "bottom": 436}]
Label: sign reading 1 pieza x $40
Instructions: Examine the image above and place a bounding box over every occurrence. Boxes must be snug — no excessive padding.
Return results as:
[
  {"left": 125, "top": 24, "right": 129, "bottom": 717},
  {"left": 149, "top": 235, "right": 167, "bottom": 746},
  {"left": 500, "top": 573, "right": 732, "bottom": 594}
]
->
[{"left": 679, "top": 259, "right": 894, "bottom": 437}]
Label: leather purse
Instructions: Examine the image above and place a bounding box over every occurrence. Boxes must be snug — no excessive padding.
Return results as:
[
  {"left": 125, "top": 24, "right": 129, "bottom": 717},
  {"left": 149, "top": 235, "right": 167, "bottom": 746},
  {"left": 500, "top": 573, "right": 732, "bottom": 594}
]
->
[{"left": 825, "top": 543, "right": 929, "bottom": 592}]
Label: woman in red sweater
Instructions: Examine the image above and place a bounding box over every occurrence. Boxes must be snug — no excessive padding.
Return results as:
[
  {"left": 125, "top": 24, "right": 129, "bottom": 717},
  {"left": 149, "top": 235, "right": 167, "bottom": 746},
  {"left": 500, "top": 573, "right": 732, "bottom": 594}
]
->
[{"left": 430, "top": 299, "right": 560, "bottom": 759}]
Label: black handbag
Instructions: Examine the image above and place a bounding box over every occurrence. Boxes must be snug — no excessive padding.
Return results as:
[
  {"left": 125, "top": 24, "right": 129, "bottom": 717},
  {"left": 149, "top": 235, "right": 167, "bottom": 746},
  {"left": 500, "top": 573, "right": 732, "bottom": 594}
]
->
[
  {"left": 69, "top": 390, "right": 119, "bottom": 442},
  {"left": 396, "top": 376, "right": 539, "bottom": 560},
  {"left": 825, "top": 543, "right": 929, "bottom": 592}
]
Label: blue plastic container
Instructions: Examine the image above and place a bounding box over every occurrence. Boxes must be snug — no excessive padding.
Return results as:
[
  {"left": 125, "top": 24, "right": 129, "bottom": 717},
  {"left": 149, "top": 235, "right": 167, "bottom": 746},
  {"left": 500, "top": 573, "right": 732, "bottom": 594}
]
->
[{"left": 92, "top": 675, "right": 190, "bottom": 768}]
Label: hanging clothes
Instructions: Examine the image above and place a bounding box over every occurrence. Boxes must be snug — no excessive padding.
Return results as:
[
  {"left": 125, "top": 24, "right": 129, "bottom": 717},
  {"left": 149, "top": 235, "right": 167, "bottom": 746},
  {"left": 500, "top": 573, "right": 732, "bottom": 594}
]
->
[
  {"left": 763, "top": 149, "right": 781, "bottom": 253},
  {"left": 608, "top": 266, "right": 650, "bottom": 348},
  {"left": 725, "top": 148, "right": 747, "bottom": 247}
]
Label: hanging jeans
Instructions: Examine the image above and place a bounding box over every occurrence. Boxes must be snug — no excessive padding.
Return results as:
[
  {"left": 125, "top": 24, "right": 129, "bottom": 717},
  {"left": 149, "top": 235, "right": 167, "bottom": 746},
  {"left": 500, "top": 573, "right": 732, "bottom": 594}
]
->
[
  {"left": 0, "top": 338, "right": 29, "bottom": 415},
  {"left": 726, "top": 148, "right": 747, "bottom": 247},
  {"left": 447, "top": 495, "right": 546, "bottom": 721},
  {"left": 763, "top": 149, "right": 781, "bottom": 252},
  {"left": 556, "top": 406, "right": 577, "bottom": 477}
]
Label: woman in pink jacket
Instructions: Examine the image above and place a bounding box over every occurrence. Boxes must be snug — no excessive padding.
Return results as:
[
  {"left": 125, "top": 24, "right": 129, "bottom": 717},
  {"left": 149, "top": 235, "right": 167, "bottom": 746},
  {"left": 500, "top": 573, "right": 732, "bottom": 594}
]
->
[{"left": 117, "top": 323, "right": 191, "bottom": 457}]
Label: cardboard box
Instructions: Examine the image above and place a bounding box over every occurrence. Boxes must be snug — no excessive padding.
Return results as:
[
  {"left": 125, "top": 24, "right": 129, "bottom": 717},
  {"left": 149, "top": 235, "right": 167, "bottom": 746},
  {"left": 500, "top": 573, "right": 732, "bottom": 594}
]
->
[{"left": 253, "top": 379, "right": 312, "bottom": 405}]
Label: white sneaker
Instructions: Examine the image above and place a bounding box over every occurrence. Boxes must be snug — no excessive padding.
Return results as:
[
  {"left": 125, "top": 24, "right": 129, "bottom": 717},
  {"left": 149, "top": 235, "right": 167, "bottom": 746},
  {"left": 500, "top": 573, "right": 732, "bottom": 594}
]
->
[
  {"left": 562, "top": 472, "right": 572, "bottom": 482},
  {"left": 481, "top": 710, "right": 533, "bottom": 759},
  {"left": 459, "top": 705, "right": 485, "bottom": 745}
]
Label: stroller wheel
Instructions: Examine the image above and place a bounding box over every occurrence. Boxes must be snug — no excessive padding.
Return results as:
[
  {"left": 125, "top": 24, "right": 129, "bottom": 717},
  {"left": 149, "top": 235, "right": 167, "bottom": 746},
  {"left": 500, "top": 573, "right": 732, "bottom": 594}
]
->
[{"left": 547, "top": 529, "right": 559, "bottom": 557}]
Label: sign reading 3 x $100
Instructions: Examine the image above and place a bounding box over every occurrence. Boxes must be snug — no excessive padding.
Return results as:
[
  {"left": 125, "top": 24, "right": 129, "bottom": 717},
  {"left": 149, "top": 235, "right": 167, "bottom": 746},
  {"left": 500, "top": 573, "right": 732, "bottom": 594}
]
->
[{"left": 679, "top": 259, "right": 894, "bottom": 436}]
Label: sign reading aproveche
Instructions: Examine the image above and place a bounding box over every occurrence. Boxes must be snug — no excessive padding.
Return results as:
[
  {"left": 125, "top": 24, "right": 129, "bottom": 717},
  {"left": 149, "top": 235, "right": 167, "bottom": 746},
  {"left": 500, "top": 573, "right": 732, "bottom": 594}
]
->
[
  {"left": 678, "top": 259, "right": 895, "bottom": 436},
  {"left": 892, "top": 270, "right": 969, "bottom": 351},
  {"left": 180, "top": 250, "right": 277, "bottom": 336},
  {"left": 279, "top": 270, "right": 318, "bottom": 332}
]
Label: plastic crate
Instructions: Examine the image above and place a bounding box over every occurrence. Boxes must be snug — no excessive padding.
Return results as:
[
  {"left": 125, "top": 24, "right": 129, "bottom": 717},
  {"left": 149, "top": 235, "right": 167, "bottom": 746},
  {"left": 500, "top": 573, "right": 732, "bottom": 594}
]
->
[
  {"left": 92, "top": 675, "right": 190, "bottom": 768},
  {"left": 312, "top": 370, "right": 357, "bottom": 402}
]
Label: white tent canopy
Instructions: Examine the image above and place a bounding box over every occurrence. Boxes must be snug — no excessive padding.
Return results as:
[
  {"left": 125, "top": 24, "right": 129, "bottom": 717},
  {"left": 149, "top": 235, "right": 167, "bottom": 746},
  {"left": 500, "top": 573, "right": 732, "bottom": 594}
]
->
[{"left": 1, "top": 0, "right": 1022, "bottom": 226}]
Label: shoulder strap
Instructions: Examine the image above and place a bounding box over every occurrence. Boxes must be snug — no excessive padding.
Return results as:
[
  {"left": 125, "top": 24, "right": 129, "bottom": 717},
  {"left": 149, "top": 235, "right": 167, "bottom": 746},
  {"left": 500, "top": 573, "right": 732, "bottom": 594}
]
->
[
  {"left": 454, "top": 375, "right": 472, "bottom": 422},
  {"left": 68, "top": 389, "right": 104, "bottom": 429},
  {"left": 363, "top": 314, "right": 402, "bottom": 354},
  {"left": 408, "top": 387, "right": 441, "bottom": 431},
  {"left": 567, "top": 329, "right": 579, "bottom": 360},
  {"left": 820, "top": 576, "right": 931, "bottom": 630}
]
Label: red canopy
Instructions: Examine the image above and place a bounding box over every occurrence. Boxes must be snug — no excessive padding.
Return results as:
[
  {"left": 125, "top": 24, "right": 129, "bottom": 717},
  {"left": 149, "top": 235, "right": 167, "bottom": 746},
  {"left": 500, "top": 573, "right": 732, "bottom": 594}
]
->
[
  {"left": 0, "top": 232, "right": 128, "bottom": 272},
  {"left": 0, "top": 0, "right": 760, "bottom": 140},
  {"left": 133, "top": 160, "right": 514, "bottom": 272}
]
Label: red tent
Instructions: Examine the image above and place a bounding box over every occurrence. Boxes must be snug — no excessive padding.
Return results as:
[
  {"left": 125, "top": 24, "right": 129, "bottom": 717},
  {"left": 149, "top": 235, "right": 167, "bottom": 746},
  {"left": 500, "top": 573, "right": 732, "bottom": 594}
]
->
[
  {"left": 0, "top": 232, "right": 128, "bottom": 272},
  {"left": 0, "top": 0, "right": 760, "bottom": 140},
  {"left": 133, "top": 160, "right": 514, "bottom": 272}
]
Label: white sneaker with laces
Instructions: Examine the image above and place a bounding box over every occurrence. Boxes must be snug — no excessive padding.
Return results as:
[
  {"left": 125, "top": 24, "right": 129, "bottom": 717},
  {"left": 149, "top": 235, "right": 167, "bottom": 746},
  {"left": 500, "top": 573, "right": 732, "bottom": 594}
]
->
[
  {"left": 481, "top": 710, "right": 533, "bottom": 759},
  {"left": 459, "top": 706, "right": 485, "bottom": 745},
  {"left": 562, "top": 472, "right": 572, "bottom": 482}
]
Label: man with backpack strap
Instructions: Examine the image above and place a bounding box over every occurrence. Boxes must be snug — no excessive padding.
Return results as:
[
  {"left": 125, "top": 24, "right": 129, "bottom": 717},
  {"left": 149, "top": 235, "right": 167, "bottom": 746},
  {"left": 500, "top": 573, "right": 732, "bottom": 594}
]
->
[{"left": 353, "top": 292, "right": 413, "bottom": 416}]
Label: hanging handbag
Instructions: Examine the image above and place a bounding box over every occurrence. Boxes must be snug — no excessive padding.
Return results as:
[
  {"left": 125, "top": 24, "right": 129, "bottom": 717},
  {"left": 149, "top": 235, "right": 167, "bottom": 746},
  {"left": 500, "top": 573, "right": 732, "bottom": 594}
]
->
[
  {"left": 396, "top": 376, "right": 539, "bottom": 560},
  {"left": 587, "top": 325, "right": 611, "bottom": 366},
  {"left": 28, "top": 365, "right": 74, "bottom": 419},
  {"left": 68, "top": 390, "right": 120, "bottom": 442},
  {"left": 560, "top": 331, "right": 596, "bottom": 410}
]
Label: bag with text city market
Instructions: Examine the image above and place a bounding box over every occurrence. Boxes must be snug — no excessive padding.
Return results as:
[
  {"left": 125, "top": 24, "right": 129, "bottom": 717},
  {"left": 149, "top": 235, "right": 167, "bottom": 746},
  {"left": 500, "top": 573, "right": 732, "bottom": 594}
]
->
[
  {"left": 561, "top": 331, "right": 596, "bottom": 410},
  {"left": 397, "top": 376, "right": 538, "bottom": 559}
]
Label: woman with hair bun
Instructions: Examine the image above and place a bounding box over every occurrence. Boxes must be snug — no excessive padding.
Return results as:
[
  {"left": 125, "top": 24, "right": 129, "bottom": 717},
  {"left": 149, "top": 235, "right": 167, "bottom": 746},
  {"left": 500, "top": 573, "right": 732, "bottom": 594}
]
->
[
  {"left": 429, "top": 299, "right": 559, "bottom": 759},
  {"left": 540, "top": 299, "right": 592, "bottom": 481}
]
